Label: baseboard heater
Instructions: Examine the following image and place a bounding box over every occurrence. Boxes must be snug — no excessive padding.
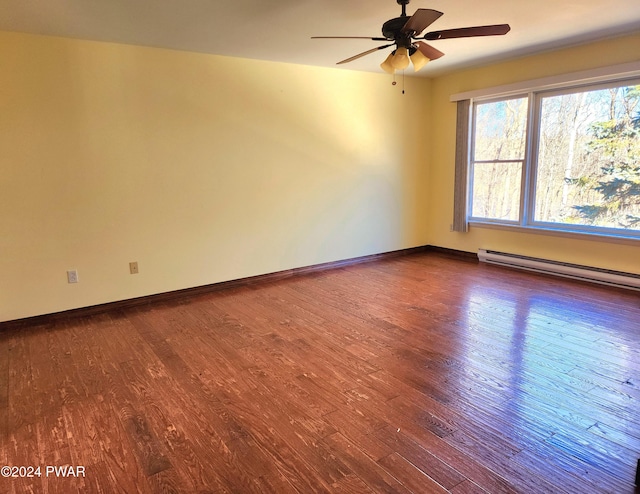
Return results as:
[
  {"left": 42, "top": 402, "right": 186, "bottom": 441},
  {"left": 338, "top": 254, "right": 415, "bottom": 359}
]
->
[{"left": 477, "top": 249, "right": 640, "bottom": 291}]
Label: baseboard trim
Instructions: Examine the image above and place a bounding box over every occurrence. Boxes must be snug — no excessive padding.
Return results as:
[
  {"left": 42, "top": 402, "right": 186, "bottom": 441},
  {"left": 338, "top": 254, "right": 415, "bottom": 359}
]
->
[
  {"left": 426, "top": 246, "right": 478, "bottom": 262},
  {"left": 2, "top": 245, "right": 448, "bottom": 330}
]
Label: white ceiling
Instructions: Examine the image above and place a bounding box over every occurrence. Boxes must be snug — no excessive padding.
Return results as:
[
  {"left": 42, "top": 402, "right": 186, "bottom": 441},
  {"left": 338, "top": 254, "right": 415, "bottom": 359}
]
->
[{"left": 1, "top": 0, "right": 639, "bottom": 77}]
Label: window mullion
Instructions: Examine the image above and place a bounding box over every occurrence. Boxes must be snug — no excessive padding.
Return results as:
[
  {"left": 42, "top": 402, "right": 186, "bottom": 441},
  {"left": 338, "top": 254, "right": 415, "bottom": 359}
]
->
[{"left": 522, "top": 91, "right": 540, "bottom": 227}]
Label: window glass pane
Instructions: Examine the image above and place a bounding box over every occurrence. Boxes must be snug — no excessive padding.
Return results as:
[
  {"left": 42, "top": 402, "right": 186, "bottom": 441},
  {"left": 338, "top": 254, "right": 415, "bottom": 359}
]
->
[
  {"left": 471, "top": 161, "right": 522, "bottom": 221},
  {"left": 474, "top": 98, "right": 528, "bottom": 161},
  {"left": 534, "top": 84, "right": 640, "bottom": 231}
]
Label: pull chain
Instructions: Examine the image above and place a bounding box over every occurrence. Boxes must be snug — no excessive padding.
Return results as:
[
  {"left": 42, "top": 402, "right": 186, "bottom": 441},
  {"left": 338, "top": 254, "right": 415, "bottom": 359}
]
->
[{"left": 390, "top": 72, "right": 406, "bottom": 95}]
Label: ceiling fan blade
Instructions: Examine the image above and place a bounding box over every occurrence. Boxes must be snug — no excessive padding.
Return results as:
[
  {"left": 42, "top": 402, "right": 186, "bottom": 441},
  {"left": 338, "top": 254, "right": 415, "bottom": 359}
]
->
[
  {"left": 423, "top": 24, "right": 511, "bottom": 40},
  {"left": 312, "top": 36, "right": 389, "bottom": 41},
  {"left": 402, "top": 9, "right": 444, "bottom": 35},
  {"left": 415, "top": 41, "right": 444, "bottom": 61},
  {"left": 337, "top": 44, "right": 395, "bottom": 64}
]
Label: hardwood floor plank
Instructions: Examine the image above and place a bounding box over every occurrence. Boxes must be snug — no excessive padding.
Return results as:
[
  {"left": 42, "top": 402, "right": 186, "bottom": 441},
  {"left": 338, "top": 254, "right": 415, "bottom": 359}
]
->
[
  {"left": 373, "top": 425, "right": 466, "bottom": 490},
  {"left": 329, "top": 473, "right": 376, "bottom": 493},
  {"left": 224, "top": 400, "right": 339, "bottom": 492},
  {"left": 321, "top": 432, "right": 412, "bottom": 494},
  {"left": 0, "top": 332, "right": 11, "bottom": 411},
  {"left": 377, "top": 452, "right": 450, "bottom": 493},
  {"left": 322, "top": 410, "right": 393, "bottom": 461},
  {"left": 61, "top": 400, "right": 153, "bottom": 493},
  {"left": 7, "top": 334, "right": 38, "bottom": 429},
  {"left": 251, "top": 472, "right": 300, "bottom": 494},
  {"left": 449, "top": 479, "right": 492, "bottom": 494},
  {"left": 0, "top": 251, "right": 638, "bottom": 493},
  {"left": 588, "top": 421, "right": 640, "bottom": 449},
  {"left": 543, "top": 429, "right": 638, "bottom": 483},
  {"left": 512, "top": 443, "right": 631, "bottom": 494},
  {"left": 120, "top": 408, "right": 172, "bottom": 477}
]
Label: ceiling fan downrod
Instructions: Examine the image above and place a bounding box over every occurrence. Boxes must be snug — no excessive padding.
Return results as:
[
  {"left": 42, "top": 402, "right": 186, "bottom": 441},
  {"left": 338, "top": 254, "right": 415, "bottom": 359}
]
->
[{"left": 397, "top": 0, "right": 410, "bottom": 18}]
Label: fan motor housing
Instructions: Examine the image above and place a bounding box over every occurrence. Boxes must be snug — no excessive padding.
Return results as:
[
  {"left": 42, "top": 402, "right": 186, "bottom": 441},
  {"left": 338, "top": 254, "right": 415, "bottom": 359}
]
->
[{"left": 382, "top": 16, "right": 411, "bottom": 45}]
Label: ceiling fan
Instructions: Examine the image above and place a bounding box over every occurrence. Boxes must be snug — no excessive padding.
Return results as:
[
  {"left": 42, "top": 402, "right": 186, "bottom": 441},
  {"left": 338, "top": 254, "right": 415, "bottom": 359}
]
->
[{"left": 312, "top": 0, "right": 510, "bottom": 74}]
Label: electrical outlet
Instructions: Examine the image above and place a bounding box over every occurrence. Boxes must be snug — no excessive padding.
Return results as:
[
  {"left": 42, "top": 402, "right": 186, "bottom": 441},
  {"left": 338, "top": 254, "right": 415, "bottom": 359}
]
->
[
  {"left": 67, "top": 270, "right": 79, "bottom": 283},
  {"left": 129, "top": 262, "right": 139, "bottom": 274}
]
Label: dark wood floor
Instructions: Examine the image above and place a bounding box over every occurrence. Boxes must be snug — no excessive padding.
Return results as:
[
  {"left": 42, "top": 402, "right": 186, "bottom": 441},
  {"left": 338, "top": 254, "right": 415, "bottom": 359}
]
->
[{"left": 0, "top": 252, "right": 639, "bottom": 493}]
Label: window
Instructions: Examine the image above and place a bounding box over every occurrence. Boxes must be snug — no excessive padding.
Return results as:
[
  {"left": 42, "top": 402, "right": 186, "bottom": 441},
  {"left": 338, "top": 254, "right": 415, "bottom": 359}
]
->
[
  {"left": 468, "top": 79, "right": 640, "bottom": 238},
  {"left": 471, "top": 97, "right": 527, "bottom": 222}
]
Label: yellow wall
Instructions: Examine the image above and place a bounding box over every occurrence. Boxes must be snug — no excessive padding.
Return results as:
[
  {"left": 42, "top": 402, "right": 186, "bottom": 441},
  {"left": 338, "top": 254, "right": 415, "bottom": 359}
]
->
[
  {"left": 428, "top": 33, "right": 640, "bottom": 274},
  {"left": 0, "top": 31, "right": 431, "bottom": 322},
  {"left": 3, "top": 30, "right": 639, "bottom": 322}
]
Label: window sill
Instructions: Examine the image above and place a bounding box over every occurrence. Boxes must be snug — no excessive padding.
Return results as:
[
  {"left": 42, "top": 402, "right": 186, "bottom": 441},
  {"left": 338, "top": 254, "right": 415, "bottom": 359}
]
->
[{"left": 468, "top": 221, "right": 640, "bottom": 246}]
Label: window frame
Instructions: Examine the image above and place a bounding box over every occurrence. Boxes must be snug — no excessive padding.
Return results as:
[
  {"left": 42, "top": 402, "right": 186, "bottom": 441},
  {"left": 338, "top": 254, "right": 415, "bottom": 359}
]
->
[
  {"left": 468, "top": 94, "right": 531, "bottom": 226},
  {"left": 466, "top": 76, "right": 640, "bottom": 241}
]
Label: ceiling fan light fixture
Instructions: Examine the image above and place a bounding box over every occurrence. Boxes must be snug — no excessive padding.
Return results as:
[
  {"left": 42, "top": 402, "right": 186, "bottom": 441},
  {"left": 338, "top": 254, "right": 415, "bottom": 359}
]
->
[
  {"left": 390, "top": 47, "right": 410, "bottom": 70},
  {"left": 313, "top": 3, "right": 511, "bottom": 75},
  {"left": 380, "top": 52, "right": 396, "bottom": 74},
  {"left": 410, "top": 48, "right": 430, "bottom": 72}
]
